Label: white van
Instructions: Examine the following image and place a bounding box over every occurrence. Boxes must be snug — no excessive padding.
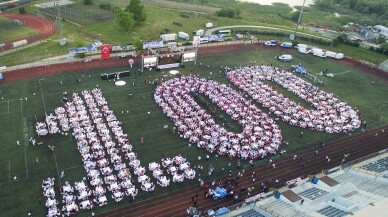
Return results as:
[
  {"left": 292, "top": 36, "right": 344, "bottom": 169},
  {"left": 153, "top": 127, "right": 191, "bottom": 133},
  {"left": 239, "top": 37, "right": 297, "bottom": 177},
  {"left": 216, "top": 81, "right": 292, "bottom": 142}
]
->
[
  {"left": 298, "top": 48, "right": 310, "bottom": 54},
  {"left": 325, "top": 51, "right": 337, "bottom": 58},
  {"left": 178, "top": 32, "right": 189, "bottom": 40},
  {"left": 200, "top": 37, "right": 209, "bottom": 44},
  {"left": 195, "top": 29, "right": 205, "bottom": 37},
  {"left": 295, "top": 44, "right": 308, "bottom": 50},
  {"left": 335, "top": 53, "right": 344, "bottom": 59},
  {"left": 278, "top": 54, "right": 293, "bottom": 61},
  {"left": 312, "top": 49, "right": 326, "bottom": 58},
  {"left": 167, "top": 42, "right": 177, "bottom": 48}
]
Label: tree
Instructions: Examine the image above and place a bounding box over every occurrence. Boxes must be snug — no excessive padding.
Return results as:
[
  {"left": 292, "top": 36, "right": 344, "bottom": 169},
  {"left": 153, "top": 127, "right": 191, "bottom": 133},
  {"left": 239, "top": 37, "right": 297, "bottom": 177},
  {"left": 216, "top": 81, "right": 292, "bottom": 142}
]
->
[
  {"left": 216, "top": 8, "right": 240, "bottom": 18},
  {"left": 83, "top": 0, "right": 93, "bottom": 5},
  {"left": 125, "top": 0, "right": 146, "bottom": 24},
  {"left": 379, "top": 42, "right": 388, "bottom": 54},
  {"left": 18, "top": 7, "right": 26, "bottom": 14},
  {"left": 132, "top": 37, "right": 143, "bottom": 52},
  {"left": 116, "top": 8, "right": 134, "bottom": 32},
  {"left": 315, "top": 0, "right": 334, "bottom": 10},
  {"left": 336, "top": 33, "right": 348, "bottom": 43},
  {"left": 289, "top": 11, "right": 300, "bottom": 23},
  {"left": 377, "top": 34, "right": 386, "bottom": 44}
]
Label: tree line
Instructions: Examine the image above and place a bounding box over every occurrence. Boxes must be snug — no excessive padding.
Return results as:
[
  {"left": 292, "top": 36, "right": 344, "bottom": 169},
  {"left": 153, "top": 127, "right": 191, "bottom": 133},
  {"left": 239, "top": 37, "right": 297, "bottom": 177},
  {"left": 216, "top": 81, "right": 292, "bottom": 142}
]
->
[{"left": 315, "top": 0, "right": 388, "bottom": 25}]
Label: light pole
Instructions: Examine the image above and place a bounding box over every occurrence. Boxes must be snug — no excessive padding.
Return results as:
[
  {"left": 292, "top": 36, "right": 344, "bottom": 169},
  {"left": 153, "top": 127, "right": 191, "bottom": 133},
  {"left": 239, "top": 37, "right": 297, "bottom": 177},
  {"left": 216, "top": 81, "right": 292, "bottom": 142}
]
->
[
  {"left": 340, "top": 154, "right": 350, "bottom": 168},
  {"left": 292, "top": 0, "right": 307, "bottom": 40}
]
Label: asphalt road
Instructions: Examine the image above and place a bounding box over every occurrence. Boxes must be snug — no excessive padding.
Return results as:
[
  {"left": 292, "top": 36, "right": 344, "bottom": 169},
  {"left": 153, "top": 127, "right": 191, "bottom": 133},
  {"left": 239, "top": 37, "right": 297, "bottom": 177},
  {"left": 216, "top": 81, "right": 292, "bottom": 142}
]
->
[{"left": 205, "top": 25, "right": 331, "bottom": 40}]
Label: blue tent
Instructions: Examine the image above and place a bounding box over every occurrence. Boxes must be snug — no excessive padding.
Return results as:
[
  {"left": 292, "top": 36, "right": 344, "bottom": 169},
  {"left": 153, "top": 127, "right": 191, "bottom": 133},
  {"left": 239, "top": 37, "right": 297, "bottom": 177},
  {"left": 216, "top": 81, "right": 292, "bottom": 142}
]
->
[
  {"left": 0, "top": 73, "right": 4, "bottom": 81},
  {"left": 215, "top": 207, "right": 230, "bottom": 216}
]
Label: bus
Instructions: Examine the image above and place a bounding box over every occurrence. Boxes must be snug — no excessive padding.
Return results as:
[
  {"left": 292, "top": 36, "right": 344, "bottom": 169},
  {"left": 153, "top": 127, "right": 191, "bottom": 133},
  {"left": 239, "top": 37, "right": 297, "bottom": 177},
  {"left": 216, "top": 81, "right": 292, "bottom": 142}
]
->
[{"left": 217, "top": 29, "right": 232, "bottom": 37}]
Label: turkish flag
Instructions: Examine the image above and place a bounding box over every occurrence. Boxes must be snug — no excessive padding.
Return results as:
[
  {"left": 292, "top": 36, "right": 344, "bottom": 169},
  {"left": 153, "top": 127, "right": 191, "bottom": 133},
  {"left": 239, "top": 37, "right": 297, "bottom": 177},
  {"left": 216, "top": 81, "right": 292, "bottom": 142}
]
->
[{"left": 100, "top": 44, "right": 110, "bottom": 59}]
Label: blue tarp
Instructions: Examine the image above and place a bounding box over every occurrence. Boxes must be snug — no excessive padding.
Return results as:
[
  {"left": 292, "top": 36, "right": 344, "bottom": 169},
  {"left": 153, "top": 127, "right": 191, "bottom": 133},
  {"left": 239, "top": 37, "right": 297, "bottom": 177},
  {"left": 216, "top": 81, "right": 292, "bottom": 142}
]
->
[
  {"left": 215, "top": 207, "right": 230, "bottom": 216},
  {"left": 213, "top": 187, "right": 227, "bottom": 200},
  {"left": 0, "top": 73, "right": 3, "bottom": 81},
  {"left": 294, "top": 65, "right": 306, "bottom": 74}
]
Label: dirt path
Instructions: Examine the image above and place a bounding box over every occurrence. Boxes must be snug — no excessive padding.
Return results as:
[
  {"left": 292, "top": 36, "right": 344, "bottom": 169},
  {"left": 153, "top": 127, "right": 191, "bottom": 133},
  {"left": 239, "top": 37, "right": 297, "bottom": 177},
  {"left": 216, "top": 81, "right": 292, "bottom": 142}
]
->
[{"left": 141, "top": 0, "right": 219, "bottom": 13}]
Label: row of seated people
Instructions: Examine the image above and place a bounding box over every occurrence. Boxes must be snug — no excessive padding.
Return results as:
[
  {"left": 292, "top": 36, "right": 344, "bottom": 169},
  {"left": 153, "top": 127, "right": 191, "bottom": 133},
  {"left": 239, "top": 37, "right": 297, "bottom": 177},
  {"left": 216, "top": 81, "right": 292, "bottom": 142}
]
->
[{"left": 42, "top": 178, "right": 60, "bottom": 217}]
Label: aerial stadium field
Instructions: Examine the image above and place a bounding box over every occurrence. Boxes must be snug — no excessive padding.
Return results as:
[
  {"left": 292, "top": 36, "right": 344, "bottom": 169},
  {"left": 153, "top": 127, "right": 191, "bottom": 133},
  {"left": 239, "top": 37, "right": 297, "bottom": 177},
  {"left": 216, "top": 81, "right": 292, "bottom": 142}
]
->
[
  {"left": 0, "top": 16, "right": 39, "bottom": 42},
  {"left": 0, "top": 47, "right": 387, "bottom": 217}
]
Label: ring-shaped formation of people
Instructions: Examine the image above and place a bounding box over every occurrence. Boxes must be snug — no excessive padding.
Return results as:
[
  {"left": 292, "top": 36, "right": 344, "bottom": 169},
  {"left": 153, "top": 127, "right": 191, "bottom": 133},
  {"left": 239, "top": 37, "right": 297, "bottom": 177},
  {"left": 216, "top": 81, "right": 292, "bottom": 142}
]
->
[
  {"left": 154, "top": 76, "right": 282, "bottom": 160},
  {"left": 226, "top": 66, "right": 361, "bottom": 133}
]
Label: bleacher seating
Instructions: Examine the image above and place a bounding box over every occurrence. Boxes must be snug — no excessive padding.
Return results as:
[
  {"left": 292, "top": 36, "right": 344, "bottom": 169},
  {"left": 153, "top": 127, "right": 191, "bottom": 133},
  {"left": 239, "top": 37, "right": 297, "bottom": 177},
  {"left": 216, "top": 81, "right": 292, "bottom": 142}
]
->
[
  {"left": 317, "top": 206, "right": 347, "bottom": 217},
  {"left": 232, "top": 209, "right": 265, "bottom": 217},
  {"left": 258, "top": 198, "right": 311, "bottom": 217},
  {"left": 299, "top": 187, "right": 329, "bottom": 200},
  {"left": 361, "top": 157, "right": 388, "bottom": 173},
  {"left": 332, "top": 171, "right": 388, "bottom": 197}
]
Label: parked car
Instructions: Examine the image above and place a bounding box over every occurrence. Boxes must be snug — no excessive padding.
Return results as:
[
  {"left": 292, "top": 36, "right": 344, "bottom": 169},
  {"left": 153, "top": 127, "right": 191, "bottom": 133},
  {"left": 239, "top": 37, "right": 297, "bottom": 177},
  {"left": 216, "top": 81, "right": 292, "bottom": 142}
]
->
[
  {"left": 182, "top": 41, "right": 193, "bottom": 46},
  {"left": 205, "top": 23, "right": 214, "bottom": 28},
  {"left": 297, "top": 48, "right": 308, "bottom": 54},
  {"left": 278, "top": 54, "right": 293, "bottom": 61},
  {"left": 312, "top": 48, "right": 326, "bottom": 58},
  {"left": 264, "top": 40, "right": 278, "bottom": 46},
  {"left": 178, "top": 32, "right": 190, "bottom": 40},
  {"left": 325, "top": 51, "right": 337, "bottom": 58},
  {"left": 236, "top": 34, "right": 246, "bottom": 39},
  {"left": 335, "top": 53, "right": 344, "bottom": 59},
  {"left": 295, "top": 44, "right": 308, "bottom": 50},
  {"left": 280, "top": 42, "right": 293, "bottom": 48},
  {"left": 200, "top": 37, "right": 209, "bottom": 44}
]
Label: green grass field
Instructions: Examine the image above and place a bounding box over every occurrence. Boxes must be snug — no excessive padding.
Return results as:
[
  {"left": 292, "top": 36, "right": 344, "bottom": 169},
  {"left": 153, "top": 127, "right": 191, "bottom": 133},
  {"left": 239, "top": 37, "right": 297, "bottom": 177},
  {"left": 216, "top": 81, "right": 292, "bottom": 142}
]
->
[
  {"left": 0, "top": 48, "right": 387, "bottom": 216},
  {"left": 0, "top": 16, "right": 39, "bottom": 42},
  {"left": 39, "top": 2, "right": 115, "bottom": 26},
  {"left": 1, "top": 0, "right": 386, "bottom": 67}
]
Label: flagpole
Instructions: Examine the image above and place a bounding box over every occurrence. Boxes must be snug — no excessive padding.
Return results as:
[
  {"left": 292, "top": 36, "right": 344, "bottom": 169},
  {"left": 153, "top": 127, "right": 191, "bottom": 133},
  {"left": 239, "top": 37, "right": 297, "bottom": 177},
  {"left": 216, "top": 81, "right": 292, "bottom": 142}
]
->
[{"left": 293, "top": 0, "right": 307, "bottom": 40}]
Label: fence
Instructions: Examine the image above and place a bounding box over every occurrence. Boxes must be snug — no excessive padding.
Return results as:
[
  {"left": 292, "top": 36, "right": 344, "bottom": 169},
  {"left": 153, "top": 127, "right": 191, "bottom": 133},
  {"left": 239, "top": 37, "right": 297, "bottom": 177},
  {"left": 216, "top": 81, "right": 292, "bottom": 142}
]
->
[{"left": 37, "top": 3, "right": 115, "bottom": 26}]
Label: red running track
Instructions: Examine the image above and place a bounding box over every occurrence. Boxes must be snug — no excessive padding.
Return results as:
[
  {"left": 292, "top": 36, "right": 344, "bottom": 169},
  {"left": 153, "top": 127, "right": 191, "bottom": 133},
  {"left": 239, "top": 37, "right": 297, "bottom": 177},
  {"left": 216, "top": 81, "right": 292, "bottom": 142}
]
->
[
  {"left": 98, "top": 126, "right": 388, "bottom": 217},
  {"left": 0, "top": 13, "right": 56, "bottom": 51}
]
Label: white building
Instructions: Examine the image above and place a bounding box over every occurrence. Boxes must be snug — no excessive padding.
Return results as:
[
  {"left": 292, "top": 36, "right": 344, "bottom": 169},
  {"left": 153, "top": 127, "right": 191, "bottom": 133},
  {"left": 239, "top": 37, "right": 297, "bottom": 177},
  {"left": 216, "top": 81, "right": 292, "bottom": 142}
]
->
[{"left": 374, "top": 25, "right": 388, "bottom": 38}]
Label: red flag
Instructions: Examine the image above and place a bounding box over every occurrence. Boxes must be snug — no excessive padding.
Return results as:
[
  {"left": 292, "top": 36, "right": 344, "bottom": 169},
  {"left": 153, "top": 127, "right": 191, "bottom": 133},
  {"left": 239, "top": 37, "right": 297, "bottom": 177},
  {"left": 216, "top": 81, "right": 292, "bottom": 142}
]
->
[{"left": 100, "top": 44, "right": 110, "bottom": 59}]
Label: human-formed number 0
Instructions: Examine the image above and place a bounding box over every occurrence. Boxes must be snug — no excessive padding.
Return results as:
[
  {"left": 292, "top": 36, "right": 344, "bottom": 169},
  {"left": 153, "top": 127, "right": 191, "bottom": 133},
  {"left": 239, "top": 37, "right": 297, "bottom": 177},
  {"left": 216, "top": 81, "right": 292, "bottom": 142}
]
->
[{"left": 37, "top": 66, "right": 360, "bottom": 215}]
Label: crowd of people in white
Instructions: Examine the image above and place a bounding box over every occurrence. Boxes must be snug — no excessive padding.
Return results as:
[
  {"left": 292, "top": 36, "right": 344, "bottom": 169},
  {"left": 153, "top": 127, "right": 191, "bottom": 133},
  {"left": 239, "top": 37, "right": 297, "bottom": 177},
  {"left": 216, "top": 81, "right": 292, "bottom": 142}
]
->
[
  {"left": 154, "top": 76, "right": 283, "bottom": 160},
  {"left": 38, "top": 88, "right": 142, "bottom": 216},
  {"left": 42, "top": 178, "right": 60, "bottom": 217},
  {"left": 161, "top": 155, "right": 196, "bottom": 183},
  {"left": 226, "top": 66, "right": 361, "bottom": 133},
  {"left": 37, "top": 87, "right": 199, "bottom": 216},
  {"left": 36, "top": 65, "right": 361, "bottom": 216}
]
